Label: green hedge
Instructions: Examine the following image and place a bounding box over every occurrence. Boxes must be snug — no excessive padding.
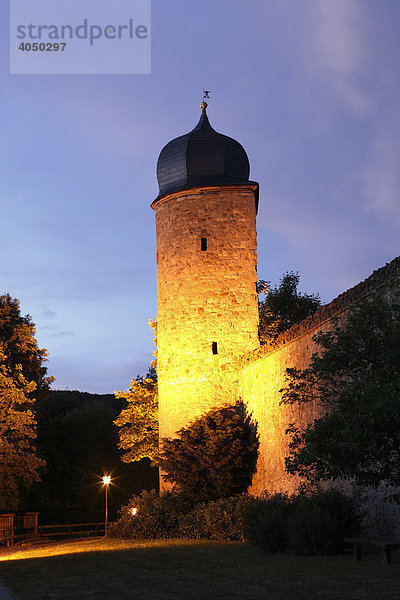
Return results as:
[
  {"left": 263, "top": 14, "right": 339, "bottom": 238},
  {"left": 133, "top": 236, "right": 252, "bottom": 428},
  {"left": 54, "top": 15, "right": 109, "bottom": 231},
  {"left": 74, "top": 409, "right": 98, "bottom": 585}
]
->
[
  {"left": 109, "top": 491, "right": 248, "bottom": 541},
  {"left": 243, "top": 489, "right": 360, "bottom": 555},
  {"left": 243, "top": 493, "right": 290, "bottom": 552},
  {"left": 179, "top": 496, "right": 249, "bottom": 541},
  {"left": 109, "top": 490, "right": 191, "bottom": 539},
  {"left": 287, "top": 489, "right": 360, "bottom": 555},
  {"left": 110, "top": 488, "right": 360, "bottom": 554}
]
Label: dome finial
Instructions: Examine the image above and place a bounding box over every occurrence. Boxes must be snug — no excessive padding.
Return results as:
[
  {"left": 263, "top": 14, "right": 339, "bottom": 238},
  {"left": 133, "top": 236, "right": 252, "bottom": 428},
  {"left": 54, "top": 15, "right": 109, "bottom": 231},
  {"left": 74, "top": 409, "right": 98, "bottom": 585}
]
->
[
  {"left": 156, "top": 93, "right": 251, "bottom": 202},
  {"left": 201, "top": 89, "right": 211, "bottom": 112}
]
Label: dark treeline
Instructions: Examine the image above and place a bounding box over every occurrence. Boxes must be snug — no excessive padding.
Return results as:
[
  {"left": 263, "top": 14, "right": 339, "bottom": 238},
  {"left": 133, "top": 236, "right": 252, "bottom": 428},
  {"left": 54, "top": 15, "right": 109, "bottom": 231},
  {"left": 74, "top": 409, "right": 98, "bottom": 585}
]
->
[{"left": 22, "top": 390, "right": 158, "bottom": 524}]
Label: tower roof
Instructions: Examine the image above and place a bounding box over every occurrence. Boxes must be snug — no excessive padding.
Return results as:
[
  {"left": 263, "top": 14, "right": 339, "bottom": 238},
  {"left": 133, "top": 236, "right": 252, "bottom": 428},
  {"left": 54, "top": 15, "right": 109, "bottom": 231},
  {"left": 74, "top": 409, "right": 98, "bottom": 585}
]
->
[{"left": 155, "top": 103, "right": 255, "bottom": 201}]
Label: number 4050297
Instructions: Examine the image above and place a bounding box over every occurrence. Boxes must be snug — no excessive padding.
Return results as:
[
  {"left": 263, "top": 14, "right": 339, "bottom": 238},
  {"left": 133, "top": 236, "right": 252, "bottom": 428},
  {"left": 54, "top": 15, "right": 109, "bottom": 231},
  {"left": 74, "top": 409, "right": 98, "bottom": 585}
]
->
[{"left": 19, "top": 42, "right": 66, "bottom": 51}]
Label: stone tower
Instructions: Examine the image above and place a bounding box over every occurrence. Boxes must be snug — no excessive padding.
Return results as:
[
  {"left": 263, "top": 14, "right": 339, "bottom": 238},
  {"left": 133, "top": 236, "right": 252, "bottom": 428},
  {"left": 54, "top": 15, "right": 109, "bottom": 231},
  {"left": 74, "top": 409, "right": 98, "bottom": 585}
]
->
[{"left": 152, "top": 103, "right": 260, "bottom": 489}]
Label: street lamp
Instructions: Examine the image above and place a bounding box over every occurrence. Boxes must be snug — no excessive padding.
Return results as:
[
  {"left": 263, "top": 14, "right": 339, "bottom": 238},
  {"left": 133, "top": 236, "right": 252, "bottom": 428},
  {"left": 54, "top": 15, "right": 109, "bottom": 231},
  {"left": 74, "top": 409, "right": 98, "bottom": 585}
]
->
[{"left": 102, "top": 475, "right": 111, "bottom": 537}]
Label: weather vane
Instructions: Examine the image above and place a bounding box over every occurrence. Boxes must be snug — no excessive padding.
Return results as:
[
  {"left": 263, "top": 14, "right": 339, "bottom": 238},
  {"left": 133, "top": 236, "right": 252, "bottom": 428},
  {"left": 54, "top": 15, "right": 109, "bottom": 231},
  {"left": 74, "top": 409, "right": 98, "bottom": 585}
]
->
[{"left": 201, "top": 89, "right": 211, "bottom": 112}]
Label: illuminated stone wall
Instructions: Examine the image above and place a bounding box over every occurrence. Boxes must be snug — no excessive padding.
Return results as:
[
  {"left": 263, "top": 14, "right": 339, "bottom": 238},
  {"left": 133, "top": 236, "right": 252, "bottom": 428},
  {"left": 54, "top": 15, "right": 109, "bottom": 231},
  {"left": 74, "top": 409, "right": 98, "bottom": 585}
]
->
[
  {"left": 239, "top": 257, "right": 400, "bottom": 495},
  {"left": 152, "top": 184, "right": 260, "bottom": 491},
  {"left": 238, "top": 323, "right": 331, "bottom": 495}
]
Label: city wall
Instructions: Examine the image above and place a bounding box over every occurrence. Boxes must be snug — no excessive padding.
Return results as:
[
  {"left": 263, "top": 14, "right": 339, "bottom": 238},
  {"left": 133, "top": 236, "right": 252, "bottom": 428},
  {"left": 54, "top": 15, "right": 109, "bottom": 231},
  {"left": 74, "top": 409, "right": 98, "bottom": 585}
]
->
[{"left": 239, "top": 256, "right": 400, "bottom": 495}]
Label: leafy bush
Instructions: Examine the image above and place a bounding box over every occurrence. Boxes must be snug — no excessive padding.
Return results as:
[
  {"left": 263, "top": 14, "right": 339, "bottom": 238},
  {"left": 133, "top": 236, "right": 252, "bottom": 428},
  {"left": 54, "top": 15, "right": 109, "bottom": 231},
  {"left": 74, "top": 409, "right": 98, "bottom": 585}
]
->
[
  {"left": 244, "top": 489, "right": 360, "bottom": 555},
  {"left": 179, "top": 496, "right": 249, "bottom": 541},
  {"left": 109, "top": 490, "right": 192, "bottom": 539},
  {"left": 110, "top": 492, "right": 248, "bottom": 541},
  {"left": 243, "top": 493, "right": 290, "bottom": 552},
  {"left": 359, "top": 484, "right": 400, "bottom": 538},
  {"left": 287, "top": 489, "right": 360, "bottom": 555},
  {"left": 111, "top": 488, "right": 360, "bottom": 553}
]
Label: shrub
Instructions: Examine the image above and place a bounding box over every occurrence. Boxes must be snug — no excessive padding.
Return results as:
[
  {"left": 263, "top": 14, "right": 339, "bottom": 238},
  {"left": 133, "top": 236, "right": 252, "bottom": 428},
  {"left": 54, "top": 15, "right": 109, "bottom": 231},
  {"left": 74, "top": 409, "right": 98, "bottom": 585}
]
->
[
  {"left": 243, "top": 493, "right": 290, "bottom": 552},
  {"left": 287, "top": 489, "right": 360, "bottom": 555},
  {"left": 111, "top": 488, "right": 360, "bottom": 553},
  {"left": 109, "top": 490, "right": 192, "bottom": 539},
  {"left": 110, "top": 492, "right": 248, "bottom": 541},
  {"left": 243, "top": 489, "right": 360, "bottom": 555},
  {"left": 179, "top": 496, "right": 249, "bottom": 541},
  {"left": 358, "top": 483, "right": 400, "bottom": 538}
]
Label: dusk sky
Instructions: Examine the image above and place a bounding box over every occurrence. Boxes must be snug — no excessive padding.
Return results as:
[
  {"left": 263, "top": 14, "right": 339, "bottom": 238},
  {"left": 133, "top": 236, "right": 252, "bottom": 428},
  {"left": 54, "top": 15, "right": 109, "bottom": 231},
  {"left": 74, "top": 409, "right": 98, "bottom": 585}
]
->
[{"left": 2, "top": 1, "right": 400, "bottom": 393}]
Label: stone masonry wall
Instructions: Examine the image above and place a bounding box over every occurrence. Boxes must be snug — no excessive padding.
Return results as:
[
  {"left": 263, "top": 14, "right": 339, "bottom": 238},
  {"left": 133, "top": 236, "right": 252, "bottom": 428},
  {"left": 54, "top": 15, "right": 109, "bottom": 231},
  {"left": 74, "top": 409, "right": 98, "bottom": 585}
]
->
[
  {"left": 239, "top": 320, "right": 333, "bottom": 495},
  {"left": 239, "top": 255, "right": 400, "bottom": 496},
  {"left": 152, "top": 184, "right": 260, "bottom": 490}
]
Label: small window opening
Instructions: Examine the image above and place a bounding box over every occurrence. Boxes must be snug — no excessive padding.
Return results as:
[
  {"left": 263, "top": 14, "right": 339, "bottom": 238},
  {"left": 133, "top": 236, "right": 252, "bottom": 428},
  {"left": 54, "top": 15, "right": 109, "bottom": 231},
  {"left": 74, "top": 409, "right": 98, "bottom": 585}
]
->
[
  {"left": 212, "top": 342, "right": 218, "bottom": 355},
  {"left": 201, "top": 237, "right": 207, "bottom": 251}
]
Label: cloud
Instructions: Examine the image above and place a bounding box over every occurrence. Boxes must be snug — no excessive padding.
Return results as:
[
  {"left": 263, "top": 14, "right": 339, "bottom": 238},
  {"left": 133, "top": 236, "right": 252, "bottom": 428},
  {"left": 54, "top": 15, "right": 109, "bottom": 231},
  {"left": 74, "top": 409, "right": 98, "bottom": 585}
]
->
[
  {"left": 308, "top": 0, "right": 372, "bottom": 114},
  {"left": 311, "top": 0, "right": 364, "bottom": 74},
  {"left": 38, "top": 323, "right": 75, "bottom": 337},
  {"left": 54, "top": 330, "right": 75, "bottom": 338},
  {"left": 361, "top": 134, "right": 400, "bottom": 223},
  {"left": 305, "top": 2, "right": 400, "bottom": 226}
]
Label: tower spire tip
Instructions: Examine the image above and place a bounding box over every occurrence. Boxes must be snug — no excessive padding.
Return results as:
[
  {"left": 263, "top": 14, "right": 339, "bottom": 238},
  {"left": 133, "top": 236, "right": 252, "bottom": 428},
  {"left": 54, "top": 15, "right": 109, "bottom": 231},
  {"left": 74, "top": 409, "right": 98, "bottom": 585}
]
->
[{"left": 201, "top": 89, "right": 211, "bottom": 112}]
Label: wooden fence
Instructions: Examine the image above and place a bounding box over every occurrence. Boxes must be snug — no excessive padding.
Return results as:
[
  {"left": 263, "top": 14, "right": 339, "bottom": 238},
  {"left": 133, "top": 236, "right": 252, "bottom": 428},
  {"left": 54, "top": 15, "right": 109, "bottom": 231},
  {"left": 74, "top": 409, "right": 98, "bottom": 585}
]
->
[
  {"left": 1, "top": 516, "right": 115, "bottom": 546},
  {"left": 38, "top": 522, "right": 114, "bottom": 539}
]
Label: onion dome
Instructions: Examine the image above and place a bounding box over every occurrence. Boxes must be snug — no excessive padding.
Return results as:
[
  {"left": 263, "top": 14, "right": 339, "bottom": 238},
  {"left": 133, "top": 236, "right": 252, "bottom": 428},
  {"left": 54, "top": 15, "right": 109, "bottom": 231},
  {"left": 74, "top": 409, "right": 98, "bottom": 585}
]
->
[{"left": 155, "top": 102, "right": 256, "bottom": 203}]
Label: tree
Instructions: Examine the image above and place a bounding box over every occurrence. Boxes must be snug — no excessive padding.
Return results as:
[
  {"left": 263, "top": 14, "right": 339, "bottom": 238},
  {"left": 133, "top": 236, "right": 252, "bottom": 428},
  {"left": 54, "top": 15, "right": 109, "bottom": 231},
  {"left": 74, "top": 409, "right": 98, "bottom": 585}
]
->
[
  {"left": 0, "top": 294, "right": 53, "bottom": 401},
  {"left": 281, "top": 294, "right": 400, "bottom": 487},
  {"left": 0, "top": 345, "right": 45, "bottom": 510},
  {"left": 114, "top": 368, "right": 158, "bottom": 463},
  {"left": 258, "top": 272, "right": 321, "bottom": 345},
  {"left": 0, "top": 294, "right": 52, "bottom": 509},
  {"left": 158, "top": 401, "right": 259, "bottom": 503}
]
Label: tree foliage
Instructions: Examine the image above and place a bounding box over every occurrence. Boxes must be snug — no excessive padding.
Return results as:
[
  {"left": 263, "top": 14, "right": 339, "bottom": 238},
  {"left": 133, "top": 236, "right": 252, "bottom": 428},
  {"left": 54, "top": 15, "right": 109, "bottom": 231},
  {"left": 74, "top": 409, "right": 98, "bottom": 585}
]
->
[
  {"left": 281, "top": 294, "right": 400, "bottom": 487},
  {"left": 114, "top": 368, "right": 158, "bottom": 463},
  {"left": 0, "top": 294, "right": 52, "bottom": 510},
  {"left": 158, "top": 401, "right": 259, "bottom": 503},
  {"left": 0, "top": 345, "right": 45, "bottom": 510},
  {"left": 0, "top": 294, "right": 53, "bottom": 400},
  {"left": 258, "top": 272, "right": 321, "bottom": 345},
  {"left": 148, "top": 319, "right": 157, "bottom": 370}
]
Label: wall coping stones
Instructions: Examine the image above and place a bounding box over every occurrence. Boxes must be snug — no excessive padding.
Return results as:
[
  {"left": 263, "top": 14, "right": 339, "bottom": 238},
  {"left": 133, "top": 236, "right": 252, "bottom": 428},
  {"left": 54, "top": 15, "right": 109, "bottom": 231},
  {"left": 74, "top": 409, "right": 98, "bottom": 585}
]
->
[{"left": 240, "top": 255, "right": 400, "bottom": 367}]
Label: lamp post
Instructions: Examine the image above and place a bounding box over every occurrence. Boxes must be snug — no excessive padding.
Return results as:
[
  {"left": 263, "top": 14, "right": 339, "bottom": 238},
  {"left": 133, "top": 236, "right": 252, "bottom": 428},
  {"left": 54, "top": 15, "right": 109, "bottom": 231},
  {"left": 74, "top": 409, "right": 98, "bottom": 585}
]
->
[{"left": 102, "top": 475, "right": 111, "bottom": 537}]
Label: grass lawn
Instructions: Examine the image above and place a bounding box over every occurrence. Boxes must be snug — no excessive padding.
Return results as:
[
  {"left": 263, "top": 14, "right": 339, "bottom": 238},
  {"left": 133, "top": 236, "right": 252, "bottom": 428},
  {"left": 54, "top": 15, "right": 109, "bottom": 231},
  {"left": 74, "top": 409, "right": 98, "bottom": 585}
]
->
[{"left": 1, "top": 538, "right": 400, "bottom": 600}]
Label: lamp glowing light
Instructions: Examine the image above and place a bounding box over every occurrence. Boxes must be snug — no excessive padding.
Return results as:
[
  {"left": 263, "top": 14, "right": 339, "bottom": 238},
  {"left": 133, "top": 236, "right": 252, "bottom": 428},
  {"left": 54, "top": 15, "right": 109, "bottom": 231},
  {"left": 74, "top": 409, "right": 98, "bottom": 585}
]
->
[
  {"left": 130, "top": 507, "right": 138, "bottom": 516},
  {"left": 102, "top": 474, "right": 111, "bottom": 536}
]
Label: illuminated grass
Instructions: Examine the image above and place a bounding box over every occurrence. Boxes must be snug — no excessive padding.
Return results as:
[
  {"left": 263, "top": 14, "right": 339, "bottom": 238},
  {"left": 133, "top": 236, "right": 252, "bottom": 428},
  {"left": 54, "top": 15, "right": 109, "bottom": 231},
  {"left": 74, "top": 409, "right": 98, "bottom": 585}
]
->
[
  {"left": 0, "top": 537, "right": 172, "bottom": 561},
  {"left": 1, "top": 539, "right": 400, "bottom": 600}
]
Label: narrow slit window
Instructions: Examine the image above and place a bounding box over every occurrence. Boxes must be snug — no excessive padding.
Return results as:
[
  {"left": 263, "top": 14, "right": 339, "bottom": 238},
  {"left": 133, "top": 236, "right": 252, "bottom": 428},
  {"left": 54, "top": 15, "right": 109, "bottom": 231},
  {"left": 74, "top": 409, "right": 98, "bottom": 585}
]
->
[
  {"left": 212, "top": 342, "right": 218, "bottom": 355},
  {"left": 201, "top": 237, "right": 207, "bottom": 251}
]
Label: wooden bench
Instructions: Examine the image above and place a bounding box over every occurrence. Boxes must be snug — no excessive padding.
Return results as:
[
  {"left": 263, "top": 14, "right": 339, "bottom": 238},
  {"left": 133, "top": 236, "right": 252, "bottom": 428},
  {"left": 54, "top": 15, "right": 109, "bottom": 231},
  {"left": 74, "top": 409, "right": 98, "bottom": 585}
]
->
[{"left": 345, "top": 537, "right": 400, "bottom": 565}]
